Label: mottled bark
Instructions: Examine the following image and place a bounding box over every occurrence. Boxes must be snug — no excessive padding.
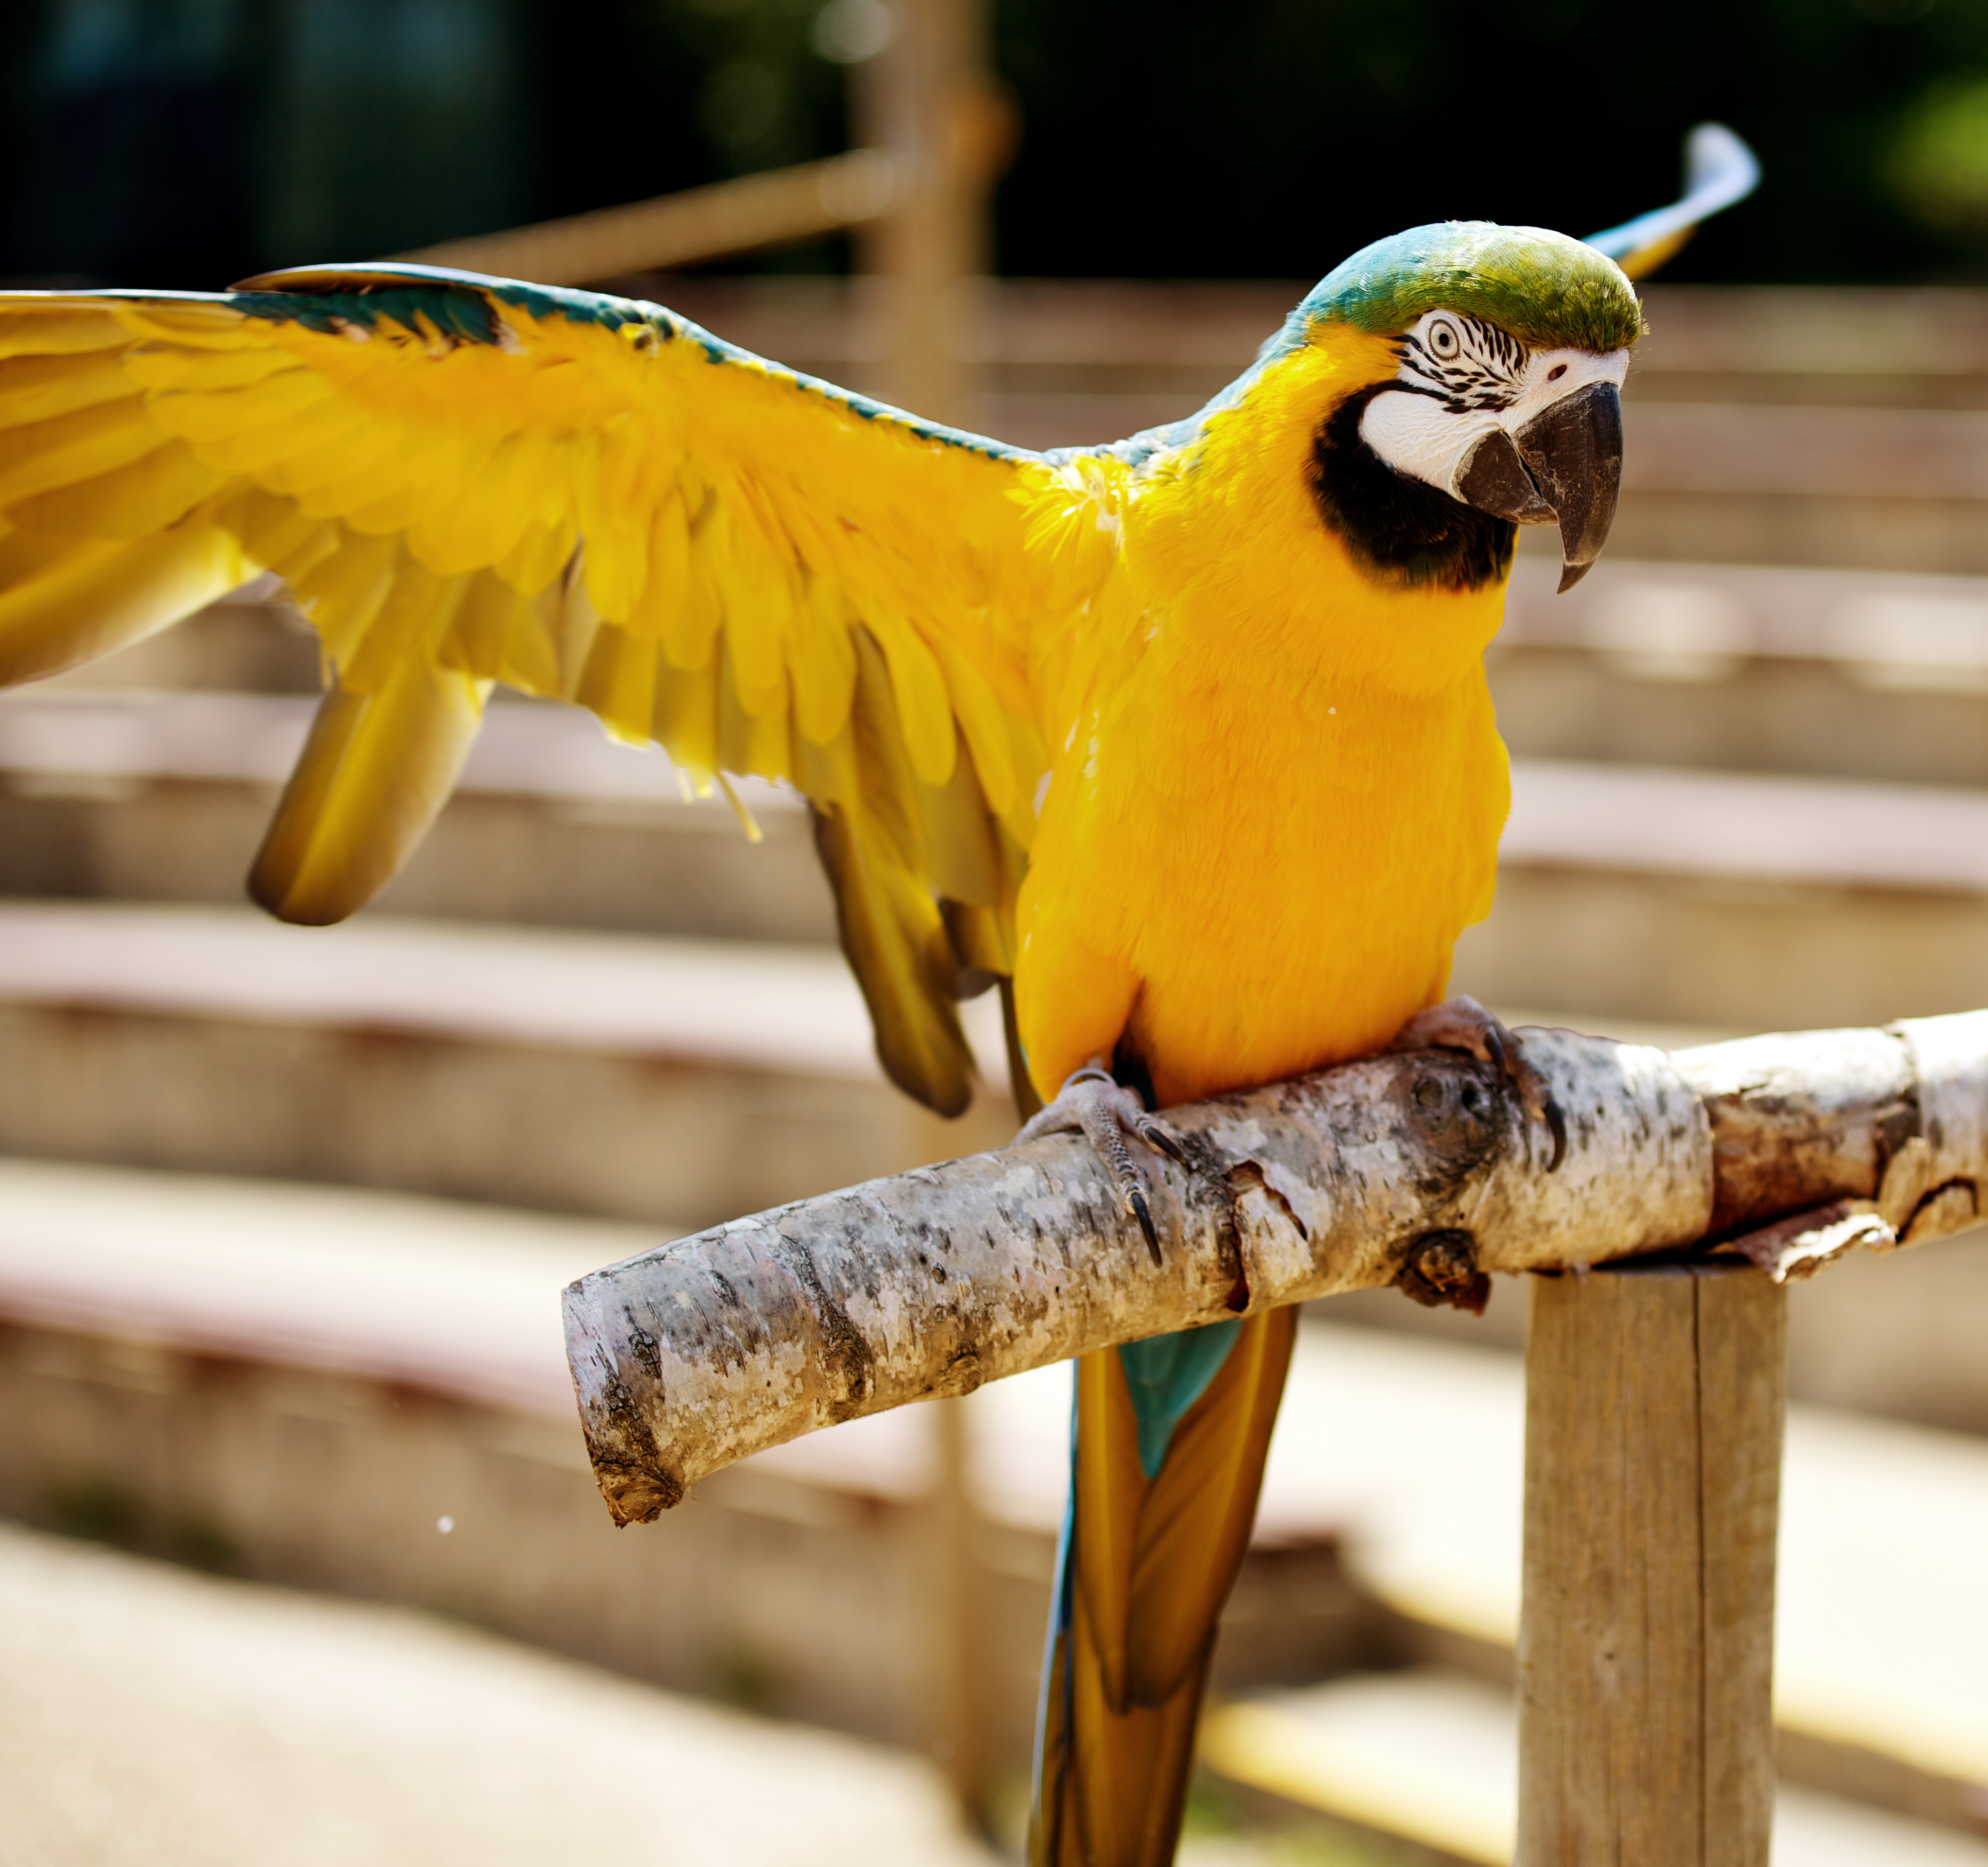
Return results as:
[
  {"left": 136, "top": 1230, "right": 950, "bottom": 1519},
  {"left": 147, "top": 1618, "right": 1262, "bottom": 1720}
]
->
[{"left": 564, "top": 1012, "right": 1988, "bottom": 1524}]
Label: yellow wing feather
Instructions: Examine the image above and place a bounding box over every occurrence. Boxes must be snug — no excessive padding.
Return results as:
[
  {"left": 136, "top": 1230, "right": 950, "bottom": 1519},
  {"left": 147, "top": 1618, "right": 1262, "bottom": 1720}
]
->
[
  {"left": 0, "top": 268, "right": 1084, "bottom": 1112},
  {"left": 250, "top": 653, "right": 488, "bottom": 925}
]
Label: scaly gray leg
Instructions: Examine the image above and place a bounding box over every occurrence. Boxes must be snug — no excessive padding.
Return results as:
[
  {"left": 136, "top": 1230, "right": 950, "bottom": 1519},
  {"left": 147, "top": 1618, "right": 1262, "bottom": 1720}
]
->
[{"left": 1016, "top": 1060, "right": 1188, "bottom": 1264}]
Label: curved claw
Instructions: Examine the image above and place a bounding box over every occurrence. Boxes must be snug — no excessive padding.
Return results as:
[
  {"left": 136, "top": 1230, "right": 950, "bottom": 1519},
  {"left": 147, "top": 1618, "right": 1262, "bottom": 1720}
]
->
[
  {"left": 1127, "top": 1189, "right": 1160, "bottom": 1263},
  {"left": 1135, "top": 1113, "right": 1190, "bottom": 1166},
  {"left": 1542, "top": 1093, "right": 1567, "bottom": 1173},
  {"left": 1016, "top": 1060, "right": 1182, "bottom": 1262}
]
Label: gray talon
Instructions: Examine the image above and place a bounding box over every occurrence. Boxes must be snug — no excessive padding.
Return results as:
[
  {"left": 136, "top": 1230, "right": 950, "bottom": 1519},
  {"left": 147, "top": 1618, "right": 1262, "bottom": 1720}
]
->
[
  {"left": 1017, "top": 1060, "right": 1183, "bottom": 1260},
  {"left": 1543, "top": 1094, "right": 1567, "bottom": 1173},
  {"left": 1136, "top": 1115, "right": 1190, "bottom": 1166},
  {"left": 1128, "top": 1191, "right": 1160, "bottom": 1265}
]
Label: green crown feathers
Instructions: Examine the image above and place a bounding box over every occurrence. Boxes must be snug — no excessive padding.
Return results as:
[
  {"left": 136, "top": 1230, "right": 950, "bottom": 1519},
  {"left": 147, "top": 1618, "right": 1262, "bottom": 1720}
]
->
[{"left": 1285, "top": 222, "right": 1645, "bottom": 356}]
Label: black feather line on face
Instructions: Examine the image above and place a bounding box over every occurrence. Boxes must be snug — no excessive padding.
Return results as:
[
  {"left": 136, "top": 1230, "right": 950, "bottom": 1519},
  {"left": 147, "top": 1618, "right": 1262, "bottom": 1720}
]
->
[
  {"left": 1307, "top": 383, "right": 1516, "bottom": 594},
  {"left": 1395, "top": 316, "right": 1526, "bottom": 412}
]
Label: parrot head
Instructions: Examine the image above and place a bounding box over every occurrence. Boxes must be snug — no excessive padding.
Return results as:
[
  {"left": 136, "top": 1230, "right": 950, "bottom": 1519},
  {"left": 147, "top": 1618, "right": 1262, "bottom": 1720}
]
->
[{"left": 1285, "top": 222, "right": 1642, "bottom": 594}]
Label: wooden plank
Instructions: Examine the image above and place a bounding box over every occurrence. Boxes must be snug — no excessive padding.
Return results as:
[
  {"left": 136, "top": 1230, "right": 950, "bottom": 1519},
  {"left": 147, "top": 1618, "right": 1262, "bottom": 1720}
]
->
[
  {"left": 1622, "top": 404, "right": 1988, "bottom": 500},
  {"left": 391, "top": 151, "right": 898, "bottom": 286},
  {"left": 1202, "top": 1669, "right": 1988, "bottom": 1867},
  {"left": 1500, "top": 759, "right": 1988, "bottom": 895},
  {"left": 0, "top": 904, "right": 1018, "bottom": 1227},
  {"left": 1517, "top": 1268, "right": 1703, "bottom": 1862},
  {"left": 600, "top": 278, "right": 1988, "bottom": 386},
  {"left": 1699, "top": 1271, "right": 1787, "bottom": 1865},
  {"left": 1517, "top": 1263, "right": 1786, "bottom": 1867},
  {"left": 1497, "top": 553, "right": 1988, "bottom": 667},
  {"left": 1632, "top": 286, "right": 1988, "bottom": 380},
  {"left": 28, "top": 688, "right": 1988, "bottom": 899},
  {"left": 923, "top": 1395, "right": 989, "bottom": 1818}
]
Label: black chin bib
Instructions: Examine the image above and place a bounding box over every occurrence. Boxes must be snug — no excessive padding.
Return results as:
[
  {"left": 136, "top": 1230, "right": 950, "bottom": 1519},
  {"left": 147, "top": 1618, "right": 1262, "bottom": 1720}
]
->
[{"left": 1308, "top": 383, "right": 1516, "bottom": 593}]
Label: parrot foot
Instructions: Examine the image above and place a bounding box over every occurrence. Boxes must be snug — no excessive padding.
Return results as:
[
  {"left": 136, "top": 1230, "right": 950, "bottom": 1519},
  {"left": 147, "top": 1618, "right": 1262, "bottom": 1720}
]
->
[
  {"left": 1016, "top": 1060, "right": 1188, "bottom": 1265},
  {"left": 1388, "top": 995, "right": 1567, "bottom": 1172}
]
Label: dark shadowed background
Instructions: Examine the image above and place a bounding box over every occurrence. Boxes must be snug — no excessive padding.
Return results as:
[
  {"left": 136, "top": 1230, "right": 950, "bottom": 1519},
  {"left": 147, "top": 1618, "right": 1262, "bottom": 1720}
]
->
[{"left": 8, "top": 0, "right": 1988, "bottom": 288}]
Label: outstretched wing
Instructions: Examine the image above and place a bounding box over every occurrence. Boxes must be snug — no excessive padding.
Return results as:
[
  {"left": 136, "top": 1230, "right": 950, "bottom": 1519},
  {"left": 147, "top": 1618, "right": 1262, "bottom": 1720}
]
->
[{"left": 0, "top": 264, "right": 1081, "bottom": 1114}]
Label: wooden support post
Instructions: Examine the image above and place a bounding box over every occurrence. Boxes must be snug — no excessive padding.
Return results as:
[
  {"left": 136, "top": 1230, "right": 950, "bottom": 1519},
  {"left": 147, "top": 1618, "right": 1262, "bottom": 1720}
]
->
[
  {"left": 852, "top": 0, "right": 997, "bottom": 426},
  {"left": 923, "top": 1395, "right": 987, "bottom": 1822},
  {"left": 1517, "top": 1263, "right": 1786, "bottom": 1867},
  {"left": 856, "top": 3, "right": 1001, "bottom": 1821}
]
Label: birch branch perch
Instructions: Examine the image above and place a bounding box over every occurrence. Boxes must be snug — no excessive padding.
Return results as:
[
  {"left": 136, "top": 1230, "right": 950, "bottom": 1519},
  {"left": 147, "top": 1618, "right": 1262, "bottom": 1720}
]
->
[{"left": 563, "top": 1011, "right": 1988, "bottom": 1525}]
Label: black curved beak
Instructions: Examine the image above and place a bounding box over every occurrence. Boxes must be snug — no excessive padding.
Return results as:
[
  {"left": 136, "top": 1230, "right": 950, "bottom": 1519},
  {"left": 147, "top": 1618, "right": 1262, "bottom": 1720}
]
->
[{"left": 1455, "top": 380, "right": 1624, "bottom": 593}]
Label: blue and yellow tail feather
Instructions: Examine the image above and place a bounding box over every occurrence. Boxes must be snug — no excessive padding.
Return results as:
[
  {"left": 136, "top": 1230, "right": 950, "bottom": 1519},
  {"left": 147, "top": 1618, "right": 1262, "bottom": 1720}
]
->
[
  {"left": 1585, "top": 122, "right": 1759, "bottom": 281},
  {"left": 1032, "top": 1307, "right": 1296, "bottom": 1867}
]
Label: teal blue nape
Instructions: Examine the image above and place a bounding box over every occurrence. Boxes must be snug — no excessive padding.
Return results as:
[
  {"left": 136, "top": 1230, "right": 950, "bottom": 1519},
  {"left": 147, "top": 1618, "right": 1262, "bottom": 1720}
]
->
[{"left": 1117, "top": 1318, "right": 1243, "bottom": 1479}]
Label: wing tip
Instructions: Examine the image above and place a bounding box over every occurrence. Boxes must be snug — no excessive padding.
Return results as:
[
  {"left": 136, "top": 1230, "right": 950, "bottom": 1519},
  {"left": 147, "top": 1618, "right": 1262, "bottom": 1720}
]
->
[
  {"left": 245, "top": 827, "right": 373, "bottom": 927},
  {"left": 230, "top": 262, "right": 508, "bottom": 295}
]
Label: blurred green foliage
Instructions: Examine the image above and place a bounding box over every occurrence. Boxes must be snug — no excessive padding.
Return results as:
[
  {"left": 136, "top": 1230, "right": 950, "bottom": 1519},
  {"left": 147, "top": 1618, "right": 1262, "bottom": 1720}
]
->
[
  {"left": 1892, "top": 73, "right": 1988, "bottom": 233},
  {"left": 6, "top": 0, "right": 1988, "bottom": 286}
]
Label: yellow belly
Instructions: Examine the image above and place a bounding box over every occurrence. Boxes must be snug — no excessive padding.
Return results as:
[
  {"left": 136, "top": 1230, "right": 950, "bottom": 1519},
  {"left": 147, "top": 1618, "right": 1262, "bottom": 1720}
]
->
[{"left": 1014, "top": 645, "right": 1509, "bottom": 1108}]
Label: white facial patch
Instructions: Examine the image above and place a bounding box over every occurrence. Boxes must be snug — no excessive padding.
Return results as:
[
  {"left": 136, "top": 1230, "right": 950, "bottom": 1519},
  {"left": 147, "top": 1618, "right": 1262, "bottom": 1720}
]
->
[{"left": 1358, "top": 310, "right": 1630, "bottom": 500}]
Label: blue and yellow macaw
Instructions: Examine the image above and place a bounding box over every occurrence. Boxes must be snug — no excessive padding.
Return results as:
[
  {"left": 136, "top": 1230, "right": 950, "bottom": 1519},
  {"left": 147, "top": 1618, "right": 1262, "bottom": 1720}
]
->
[{"left": 0, "top": 125, "right": 1752, "bottom": 1866}]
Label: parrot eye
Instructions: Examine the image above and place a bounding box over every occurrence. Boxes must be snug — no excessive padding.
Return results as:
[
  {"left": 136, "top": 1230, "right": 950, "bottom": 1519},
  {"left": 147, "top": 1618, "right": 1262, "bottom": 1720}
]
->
[{"left": 1428, "top": 320, "right": 1461, "bottom": 358}]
